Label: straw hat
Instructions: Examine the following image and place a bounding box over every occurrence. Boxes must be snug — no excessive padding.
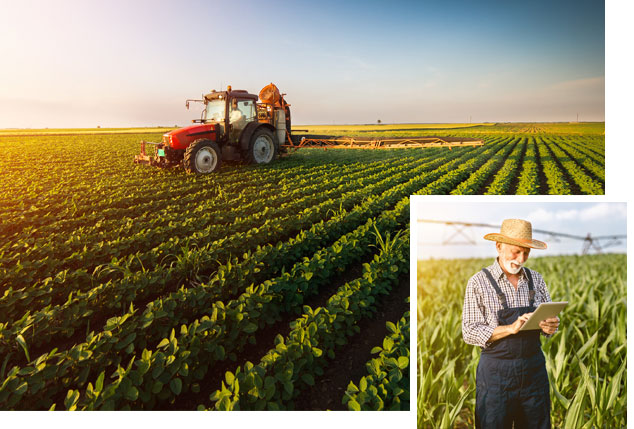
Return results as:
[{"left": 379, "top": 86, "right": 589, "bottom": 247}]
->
[{"left": 484, "top": 219, "right": 547, "bottom": 250}]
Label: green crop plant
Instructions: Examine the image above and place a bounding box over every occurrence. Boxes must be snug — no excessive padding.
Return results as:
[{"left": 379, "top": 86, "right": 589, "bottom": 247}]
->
[
  {"left": 343, "top": 308, "right": 410, "bottom": 411},
  {"left": 417, "top": 254, "right": 625, "bottom": 428},
  {"left": 0, "top": 122, "right": 604, "bottom": 410}
]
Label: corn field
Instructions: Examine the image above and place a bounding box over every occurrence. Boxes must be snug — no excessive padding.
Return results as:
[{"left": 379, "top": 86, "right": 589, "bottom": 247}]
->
[{"left": 417, "top": 254, "right": 626, "bottom": 428}]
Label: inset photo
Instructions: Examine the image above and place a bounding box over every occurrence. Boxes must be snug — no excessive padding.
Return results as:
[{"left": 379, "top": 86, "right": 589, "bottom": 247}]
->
[{"left": 413, "top": 199, "right": 626, "bottom": 428}]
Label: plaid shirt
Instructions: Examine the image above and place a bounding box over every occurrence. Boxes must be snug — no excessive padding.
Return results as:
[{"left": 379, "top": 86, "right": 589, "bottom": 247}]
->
[{"left": 462, "top": 258, "right": 555, "bottom": 349}]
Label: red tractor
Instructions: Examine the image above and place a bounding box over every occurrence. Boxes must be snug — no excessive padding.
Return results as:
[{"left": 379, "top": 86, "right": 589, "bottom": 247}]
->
[{"left": 135, "top": 83, "right": 291, "bottom": 173}]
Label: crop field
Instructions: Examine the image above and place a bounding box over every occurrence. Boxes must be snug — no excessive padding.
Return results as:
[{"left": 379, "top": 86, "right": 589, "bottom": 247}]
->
[
  {"left": 0, "top": 130, "right": 411, "bottom": 411},
  {"left": 0, "top": 122, "right": 602, "bottom": 410},
  {"left": 417, "top": 254, "right": 626, "bottom": 428},
  {"left": 296, "top": 122, "right": 605, "bottom": 195}
]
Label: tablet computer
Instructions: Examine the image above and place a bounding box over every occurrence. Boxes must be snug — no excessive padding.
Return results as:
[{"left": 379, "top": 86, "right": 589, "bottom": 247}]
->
[{"left": 519, "top": 301, "right": 568, "bottom": 331}]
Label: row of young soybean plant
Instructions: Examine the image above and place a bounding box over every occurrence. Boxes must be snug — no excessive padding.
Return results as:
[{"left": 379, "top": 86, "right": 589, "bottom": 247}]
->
[
  {"left": 515, "top": 137, "right": 541, "bottom": 194},
  {"left": 0, "top": 149, "right": 433, "bottom": 369},
  {"left": 0, "top": 133, "right": 199, "bottom": 236},
  {"left": 535, "top": 136, "right": 605, "bottom": 195},
  {"left": 483, "top": 137, "right": 528, "bottom": 194},
  {"left": 1, "top": 191, "right": 411, "bottom": 410},
  {"left": 534, "top": 136, "right": 574, "bottom": 194},
  {"left": 0, "top": 162, "right": 410, "bottom": 366},
  {"left": 0, "top": 144, "right": 415, "bottom": 243},
  {"left": 1, "top": 134, "right": 420, "bottom": 270},
  {"left": 448, "top": 136, "right": 518, "bottom": 194},
  {"left": 341, "top": 308, "right": 409, "bottom": 411},
  {"left": 0, "top": 150, "right": 426, "bottom": 327},
  {"left": 204, "top": 229, "right": 409, "bottom": 411},
  {"left": 0, "top": 152, "right": 353, "bottom": 244},
  {"left": 0, "top": 143, "right": 467, "bottom": 409},
  {"left": 447, "top": 133, "right": 605, "bottom": 196},
  {"left": 550, "top": 136, "right": 605, "bottom": 184},
  {"left": 1, "top": 145, "right": 427, "bottom": 291},
  {"left": 558, "top": 134, "right": 604, "bottom": 164},
  {"left": 417, "top": 254, "right": 626, "bottom": 428},
  {"left": 0, "top": 132, "right": 308, "bottom": 224},
  {"left": 544, "top": 137, "right": 604, "bottom": 194},
  {"left": 0, "top": 134, "right": 430, "bottom": 241},
  {"left": 415, "top": 136, "right": 511, "bottom": 195}
]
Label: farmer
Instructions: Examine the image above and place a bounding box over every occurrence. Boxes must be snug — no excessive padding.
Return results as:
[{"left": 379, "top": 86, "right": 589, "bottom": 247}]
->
[
  {"left": 229, "top": 99, "right": 246, "bottom": 129},
  {"left": 462, "top": 219, "right": 559, "bottom": 429},
  {"left": 229, "top": 98, "right": 247, "bottom": 141}
]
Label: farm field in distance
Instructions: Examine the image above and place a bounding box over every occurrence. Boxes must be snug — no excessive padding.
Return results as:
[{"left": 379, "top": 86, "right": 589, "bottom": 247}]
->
[
  {"left": 295, "top": 122, "right": 605, "bottom": 195},
  {"left": 417, "top": 254, "right": 626, "bottom": 428},
  {"left": 0, "top": 121, "right": 602, "bottom": 410}
]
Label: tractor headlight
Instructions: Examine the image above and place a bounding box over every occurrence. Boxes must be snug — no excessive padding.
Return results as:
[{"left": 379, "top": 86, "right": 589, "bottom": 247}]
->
[{"left": 162, "top": 134, "right": 179, "bottom": 147}]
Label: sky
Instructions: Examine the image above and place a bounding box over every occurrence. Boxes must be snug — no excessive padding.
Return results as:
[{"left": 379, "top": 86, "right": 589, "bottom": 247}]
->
[
  {"left": 413, "top": 200, "right": 627, "bottom": 260},
  {"left": 0, "top": 0, "right": 607, "bottom": 128}
]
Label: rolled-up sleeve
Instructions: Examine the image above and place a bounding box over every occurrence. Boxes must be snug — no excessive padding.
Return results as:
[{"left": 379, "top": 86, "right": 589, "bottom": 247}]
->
[{"left": 462, "top": 276, "right": 494, "bottom": 348}]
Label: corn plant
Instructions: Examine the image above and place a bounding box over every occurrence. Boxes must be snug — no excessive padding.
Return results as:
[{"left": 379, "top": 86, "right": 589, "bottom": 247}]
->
[{"left": 417, "top": 254, "right": 626, "bottom": 428}]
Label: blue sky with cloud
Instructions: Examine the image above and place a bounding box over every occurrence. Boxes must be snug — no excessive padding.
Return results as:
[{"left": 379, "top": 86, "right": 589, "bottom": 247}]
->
[{"left": 414, "top": 201, "right": 627, "bottom": 260}]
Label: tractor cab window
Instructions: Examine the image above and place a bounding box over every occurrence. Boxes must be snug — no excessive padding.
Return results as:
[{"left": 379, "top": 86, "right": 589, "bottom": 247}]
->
[
  {"left": 230, "top": 99, "right": 255, "bottom": 130},
  {"left": 205, "top": 99, "right": 225, "bottom": 122}
]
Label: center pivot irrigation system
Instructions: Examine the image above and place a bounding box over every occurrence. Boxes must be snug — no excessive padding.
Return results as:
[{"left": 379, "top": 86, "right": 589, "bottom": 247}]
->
[
  {"left": 417, "top": 219, "right": 627, "bottom": 255},
  {"left": 134, "top": 83, "right": 484, "bottom": 174}
]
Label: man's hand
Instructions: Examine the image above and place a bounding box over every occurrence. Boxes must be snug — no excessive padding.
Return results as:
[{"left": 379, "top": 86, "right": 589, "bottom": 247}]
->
[
  {"left": 507, "top": 312, "right": 532, "bottom": 335},
  {"left": 539, "top": 316, "right": 559, "bottom": 335},
  {"left": 488, "top": 312, "right": 537, "bottom": 343}
]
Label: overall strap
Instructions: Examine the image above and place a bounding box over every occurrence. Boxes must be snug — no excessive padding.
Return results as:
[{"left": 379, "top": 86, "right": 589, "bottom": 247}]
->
[
  {"left": 523, "top": 267, "right": 536, "bottom": 306},
  {"left": 481, "top": 268, "right": 508, "bottom": 309}
]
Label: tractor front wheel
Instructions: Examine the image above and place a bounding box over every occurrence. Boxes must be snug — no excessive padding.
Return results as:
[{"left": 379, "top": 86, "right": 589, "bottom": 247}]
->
[
  {"left": 246, "top": 128, "right": 277, "bottom": 165},
  {"left": 184, "top": 139, "right": 222, "bottom": 174}
]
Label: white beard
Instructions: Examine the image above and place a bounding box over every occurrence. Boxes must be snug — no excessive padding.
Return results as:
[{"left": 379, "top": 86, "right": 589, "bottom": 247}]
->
[{"left": 502, "top": 258, "right": 523, "bottom": 274}]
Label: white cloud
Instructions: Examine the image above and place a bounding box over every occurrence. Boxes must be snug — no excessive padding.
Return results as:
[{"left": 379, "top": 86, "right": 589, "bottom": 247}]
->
[
  {"left": 527, "top": 203, "right": 625, "bottom": 226},
  {"left": 554, "top": 209, "right": 579, "bottom": 221},
  {"left": 579, "top": 203, "right": 626, "bottom": 221},
  {"left": 526, "top": 208, "right": 556, "bottom": 223}
]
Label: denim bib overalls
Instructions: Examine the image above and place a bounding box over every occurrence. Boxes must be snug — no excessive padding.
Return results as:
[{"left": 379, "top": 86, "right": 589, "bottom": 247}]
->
[{"left": 475, "top": 267, "right": 551, "bottom": 429}]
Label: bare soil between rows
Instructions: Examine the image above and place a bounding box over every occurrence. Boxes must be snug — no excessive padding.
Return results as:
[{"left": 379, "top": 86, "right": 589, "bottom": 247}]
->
[
  {"left": 169, "top": 253, "right": 373, "bottom": 410},
  {"left": 294, "top": 271, "right": 410, "bottom": 411}
]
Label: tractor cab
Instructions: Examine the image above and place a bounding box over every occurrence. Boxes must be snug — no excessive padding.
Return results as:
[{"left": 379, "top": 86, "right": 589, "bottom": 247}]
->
[{"left": 198, "top": 87, "right": 259, "bottom": 145}]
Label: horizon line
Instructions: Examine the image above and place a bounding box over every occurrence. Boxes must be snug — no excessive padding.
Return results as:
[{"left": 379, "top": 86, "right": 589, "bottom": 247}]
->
[{"left": 0, "top": 121, "right": 606, "bottom": 131}]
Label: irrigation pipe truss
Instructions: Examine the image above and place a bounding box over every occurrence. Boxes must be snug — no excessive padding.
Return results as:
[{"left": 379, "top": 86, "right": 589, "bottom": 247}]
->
[{"left": 416, "top": 219, "right": 626, "bottom": 255}]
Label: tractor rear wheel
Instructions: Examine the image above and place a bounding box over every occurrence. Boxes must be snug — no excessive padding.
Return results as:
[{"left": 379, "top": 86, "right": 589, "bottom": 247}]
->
[
  {"left": 183, "top": 139, "right": 221, "bottom": 174},
  {"left": 246, "top": 128, "right": 277, "bottom": 164}
]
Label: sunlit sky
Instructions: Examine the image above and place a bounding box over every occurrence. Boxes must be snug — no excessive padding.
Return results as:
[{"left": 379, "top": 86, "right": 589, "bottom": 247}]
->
[
  {"left": 0, "top": 0, "right": 609, "bottom": 128},
  {"left": 412, "top": 200, "right": 627, "bottom": 260}
]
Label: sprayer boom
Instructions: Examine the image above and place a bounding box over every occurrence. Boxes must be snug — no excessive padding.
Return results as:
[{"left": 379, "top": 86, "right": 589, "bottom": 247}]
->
[{"left": 283, "top": 135, "right": 484, "bottom": 151}]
